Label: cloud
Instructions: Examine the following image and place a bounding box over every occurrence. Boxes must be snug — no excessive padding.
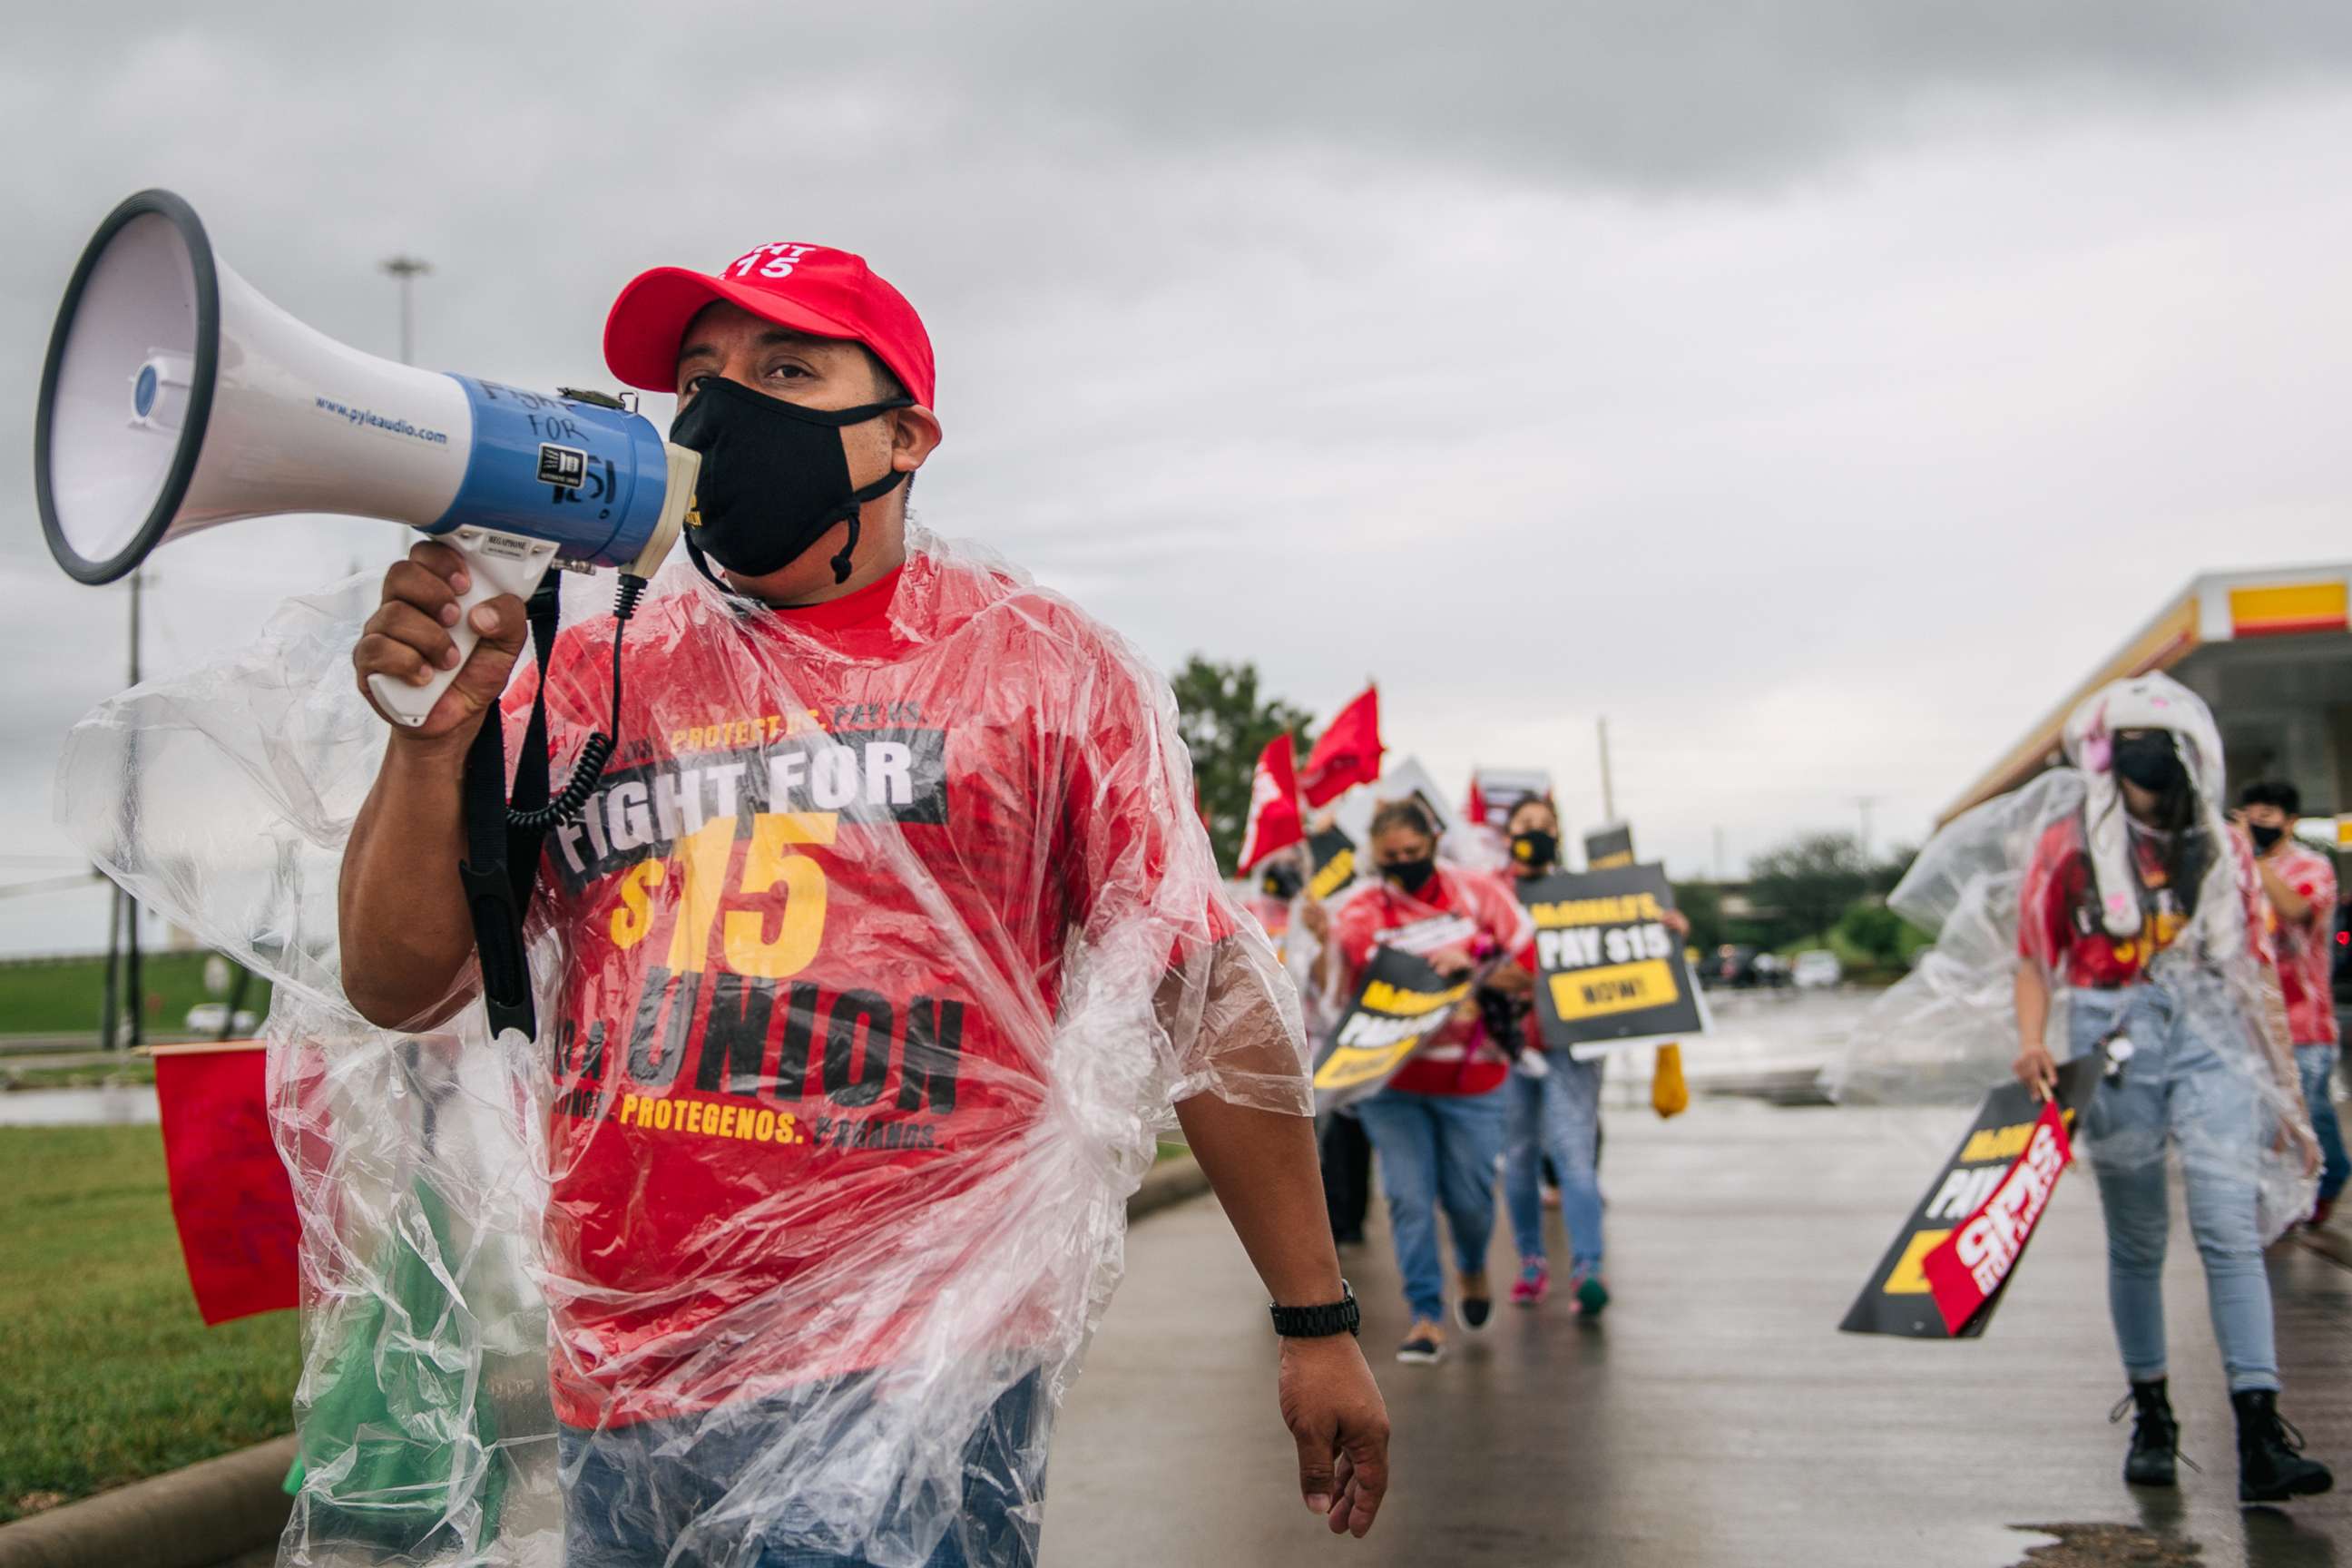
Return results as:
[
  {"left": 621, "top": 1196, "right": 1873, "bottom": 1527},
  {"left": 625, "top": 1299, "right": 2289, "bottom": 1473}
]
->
[{"left": 5, "top": 5, "right": 2352, "bottom": 951}]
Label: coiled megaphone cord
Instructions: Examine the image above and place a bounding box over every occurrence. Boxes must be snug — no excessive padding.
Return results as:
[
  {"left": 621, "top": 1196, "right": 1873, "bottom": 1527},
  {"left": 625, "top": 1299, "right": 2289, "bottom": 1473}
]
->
[{"left": 507, "top": 572, "right": 647, "bottom": 831}]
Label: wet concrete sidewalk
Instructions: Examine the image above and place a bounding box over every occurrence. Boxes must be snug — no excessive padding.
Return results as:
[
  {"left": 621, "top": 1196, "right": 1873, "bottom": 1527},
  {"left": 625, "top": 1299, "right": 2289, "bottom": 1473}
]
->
[{"left": 1042, "top": 1099, "right": 2349, "bottom": 1568}]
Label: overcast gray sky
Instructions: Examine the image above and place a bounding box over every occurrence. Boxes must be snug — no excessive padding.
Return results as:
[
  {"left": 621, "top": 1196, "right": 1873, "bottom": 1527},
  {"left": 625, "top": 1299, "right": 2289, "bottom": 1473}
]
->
[{"left": 7, "top": 3, "right": 2352, "bottom": 954}]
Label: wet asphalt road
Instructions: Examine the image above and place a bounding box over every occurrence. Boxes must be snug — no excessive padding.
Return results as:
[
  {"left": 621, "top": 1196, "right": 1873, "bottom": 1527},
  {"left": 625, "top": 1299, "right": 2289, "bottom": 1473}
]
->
[{"left": 1041, "top": 1092, "right": 2350, "bottom": 1568}]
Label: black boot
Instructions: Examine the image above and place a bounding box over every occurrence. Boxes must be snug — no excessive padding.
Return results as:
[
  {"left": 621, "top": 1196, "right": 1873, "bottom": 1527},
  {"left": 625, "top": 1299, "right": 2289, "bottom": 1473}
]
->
[
  {"left": 2110, "top": 1379, "right": 2180, "bottom": 1487},
  {"left": 2233, "top": 1389, "right": 2333, "bottom": 1503}
]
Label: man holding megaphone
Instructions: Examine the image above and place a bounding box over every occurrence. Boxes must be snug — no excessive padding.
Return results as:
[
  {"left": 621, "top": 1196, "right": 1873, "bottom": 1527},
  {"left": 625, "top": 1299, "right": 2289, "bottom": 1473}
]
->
[{"left": 328, "top": 241, "right": 1390, "bottom": 1563}]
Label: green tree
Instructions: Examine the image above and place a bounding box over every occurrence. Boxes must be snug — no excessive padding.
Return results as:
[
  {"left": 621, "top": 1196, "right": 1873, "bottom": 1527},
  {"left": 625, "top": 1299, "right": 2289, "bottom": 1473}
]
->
[
  {"left": 1669, "top": 880, "right": 1725, "bottom": 954},
  {"left": 1867, "top": 842, "right": 1919, "bottom": 897},
  {"left": 1836, "top": 901, "right": 1906, "bottom": 966},
  {"left": 1169, "top": 655, "right": 1314, "bottom": 875},
  {"left": 1749, "top": 830, "right": 1869, "bottom": 943}
]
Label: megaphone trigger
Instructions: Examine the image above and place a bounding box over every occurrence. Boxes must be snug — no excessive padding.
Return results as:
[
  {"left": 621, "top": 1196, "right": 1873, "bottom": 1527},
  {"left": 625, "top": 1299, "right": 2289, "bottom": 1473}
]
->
[{"left": 365, "top": 526, "right": 561, "bottom": 728}]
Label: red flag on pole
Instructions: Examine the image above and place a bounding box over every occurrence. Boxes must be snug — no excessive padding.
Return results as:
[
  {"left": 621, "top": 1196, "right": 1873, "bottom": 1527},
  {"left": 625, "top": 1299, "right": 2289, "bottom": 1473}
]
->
[
  {"left": 1465, "top": 769, "right": 1490, "bottom": 831},
  {"left": 1238, "top": 733, "right": 1306, "bottom": 873},
  {"left": 1301, "top": 686, "right": 1383, "bottom": 808},
  {"left": 153, "top": 1043, "right": 299, "bottom": 1325}
]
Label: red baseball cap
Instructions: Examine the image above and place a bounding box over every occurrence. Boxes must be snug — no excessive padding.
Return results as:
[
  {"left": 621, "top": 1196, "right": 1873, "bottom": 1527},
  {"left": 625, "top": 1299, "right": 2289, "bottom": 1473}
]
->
[{"left": 603, "top": 240, "right": 935, "bottom": 407}]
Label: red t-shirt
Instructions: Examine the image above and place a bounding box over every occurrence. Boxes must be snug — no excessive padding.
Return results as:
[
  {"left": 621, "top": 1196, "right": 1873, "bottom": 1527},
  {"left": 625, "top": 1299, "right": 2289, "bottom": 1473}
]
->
[
  {"left": 504, "top": 555, "right": 1217, "bottom": 1428},
  {"left": 1332, "top": 866, "right": 1533, "bottom": 1096},
  {"left": 2017, "top": 815, "right": 2272, "bottom": 988},
  {"left": 2264, "top": 843, "right": 2338, "bottom": 1045}
]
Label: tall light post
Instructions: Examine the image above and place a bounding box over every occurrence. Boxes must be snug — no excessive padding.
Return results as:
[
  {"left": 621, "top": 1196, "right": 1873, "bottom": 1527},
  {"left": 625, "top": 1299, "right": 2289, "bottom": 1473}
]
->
[{"left": 379, "top": 255, "right": 433, "bottom": 366}]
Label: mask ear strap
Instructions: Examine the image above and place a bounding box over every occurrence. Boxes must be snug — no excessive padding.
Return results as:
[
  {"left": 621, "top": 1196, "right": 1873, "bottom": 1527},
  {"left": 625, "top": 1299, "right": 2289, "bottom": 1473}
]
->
[{"left": 828, "top": 468, "right": 911, "bottom": 583}]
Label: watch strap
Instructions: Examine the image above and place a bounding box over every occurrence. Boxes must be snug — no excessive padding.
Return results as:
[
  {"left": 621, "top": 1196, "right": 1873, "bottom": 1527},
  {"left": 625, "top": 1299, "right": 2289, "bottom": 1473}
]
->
[{"left": 1269, "top": 1279, "right": 1359, "bottom": 1338}]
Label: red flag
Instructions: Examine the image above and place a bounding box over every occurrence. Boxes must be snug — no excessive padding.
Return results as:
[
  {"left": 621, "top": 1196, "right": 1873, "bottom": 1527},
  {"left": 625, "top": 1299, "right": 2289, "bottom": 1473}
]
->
[
  {"left": 1465, "top": 769, "right": 1490, "bottom": 830},
  {"left": 1238, "top": 734, "right": 1306, "bottom": 874},
  {"left": 1301, "top": 686, "right": 1383, "bottom": 808},
  {"left": 154, "top": 1044, "right": 299, "bottom": 1325},
  {"left": 1920, "top": 1100, "right": 2073, "bottom": 1335}
]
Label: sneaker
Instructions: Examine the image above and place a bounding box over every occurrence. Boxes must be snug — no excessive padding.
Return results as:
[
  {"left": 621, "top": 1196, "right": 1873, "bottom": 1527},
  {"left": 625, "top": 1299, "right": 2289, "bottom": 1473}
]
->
[
  {"left": 2234, "top": 1389, "right": 2333, "bottom": 1503},
  {"left": 1396, "top": 1320, "right": 1446, "bottom": 1365},
  {"left": 1455, "top": 1272, "right": 1493, "bottom": 1332},
  {"left": 1572, "top": 1270, "right": 1611, "bottom": 1317},
  {"left": 1511, "top": 1257, "right": 1551, "bottom": 1307}
]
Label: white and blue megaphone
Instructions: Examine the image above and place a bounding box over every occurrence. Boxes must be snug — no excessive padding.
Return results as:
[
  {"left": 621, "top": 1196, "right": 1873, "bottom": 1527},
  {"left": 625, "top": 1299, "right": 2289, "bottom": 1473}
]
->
[{"left": 34, "top": 189, "right": 698, "bottom": 725}]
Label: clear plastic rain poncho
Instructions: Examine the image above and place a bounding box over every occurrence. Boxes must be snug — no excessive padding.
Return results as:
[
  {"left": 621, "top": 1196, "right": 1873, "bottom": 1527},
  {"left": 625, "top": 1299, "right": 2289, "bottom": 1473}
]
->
[
  {"left": 56, "top": 526, "right": 1310, "bottom": 1567},
  {"left": 1827, "top": 672, "right": 2318, "bottom": 1242}
]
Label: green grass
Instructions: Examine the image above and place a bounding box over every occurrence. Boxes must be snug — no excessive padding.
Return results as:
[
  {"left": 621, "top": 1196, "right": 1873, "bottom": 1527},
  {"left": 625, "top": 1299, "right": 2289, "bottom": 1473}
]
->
[
  {"left": 1, "top": 1058, "right": 157, "bottom": 1092},
  {"left": 0, "top": 951, "right": 270, "bottom": 1039},
  {"left": 0, "top": 1126, "right": 297, "bottom": 1522}
]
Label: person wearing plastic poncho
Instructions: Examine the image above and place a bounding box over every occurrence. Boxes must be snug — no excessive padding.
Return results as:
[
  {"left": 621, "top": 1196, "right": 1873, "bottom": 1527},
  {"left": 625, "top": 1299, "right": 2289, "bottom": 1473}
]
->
[
  {"left": 1833, "top": 673, "right": 2329, "bottom": 1506},
  {"left": 1301, "top": 799, "right": 1533, "bottom": 1365},
  {"left": 288, "top": 240, "right": 1387, "bottom": 1565}
]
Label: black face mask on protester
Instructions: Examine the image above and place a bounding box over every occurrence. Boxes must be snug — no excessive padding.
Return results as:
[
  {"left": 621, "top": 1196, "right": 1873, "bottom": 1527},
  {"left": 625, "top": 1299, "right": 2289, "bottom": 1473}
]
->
[
  {"left": 2112, "top": 731, "right": 2185, "bottom": 794},
  {"left": 2249, "top": 823, "right": 2285, "bottom": 853},
  {"left": 1511, "top": 828, "right": 1558, "bottom": 871},
  {"left": 1262, "top": 864, "right": 1303, "bottom": 900},
  {"left": 668, "top": 376, "right": 914, "bottom": 585},
  {"left": 1382, "top": 855, "right": 1437, "bottom": 895}
]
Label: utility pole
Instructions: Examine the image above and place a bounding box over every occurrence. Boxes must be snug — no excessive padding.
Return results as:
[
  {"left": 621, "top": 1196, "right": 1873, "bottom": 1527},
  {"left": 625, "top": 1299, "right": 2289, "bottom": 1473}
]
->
[
  {"left": 1713, "top": 825, "right": 1726, "bottom": 882},
  {"left": 1596, "top": 716, "right": 1616, "bottom": 823},
  {"left": 1854, "top": 795, "right": 1878, "bottom": 862},
  {"left": 380, "top": 255, "right": 433, "bottom": 366}
]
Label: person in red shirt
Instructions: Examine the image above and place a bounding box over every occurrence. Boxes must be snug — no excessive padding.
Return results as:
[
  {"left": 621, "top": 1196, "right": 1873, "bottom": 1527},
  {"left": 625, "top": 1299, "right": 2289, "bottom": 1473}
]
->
[
  {"left": 2236, "top": 779, "right": 2347, "bottom": 1224},
  {"left": 2012, "top": 678, "right": 2328, "bottom": 1505},
  {"left": 1300, "top": 800, "right": 1532, "bottom": 1365},
  {"left": 340, "top": 242, "right": 1388, "bottom": 1563}
]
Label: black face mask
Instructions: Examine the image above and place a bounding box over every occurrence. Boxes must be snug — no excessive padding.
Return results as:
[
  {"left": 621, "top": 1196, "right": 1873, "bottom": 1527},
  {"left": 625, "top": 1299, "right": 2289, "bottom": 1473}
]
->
[
  {"left": 2249, "top": 823, "right": 2285, "bottom": 852},
  {"left": 668, "top": 376, "right": 913, "bottom": 585},
  {"left": 1261, "top": 864, "right": 1303, "bottom": 900},
  {"left": 2112, "top": 732, "right": 2184, "bottom": 794},
  {"left": 1510, "top": 829, "right": 1558, "bottom": 871},
  {"left": 1382, "top": 856, "right": 1437, "bottom": 895}
]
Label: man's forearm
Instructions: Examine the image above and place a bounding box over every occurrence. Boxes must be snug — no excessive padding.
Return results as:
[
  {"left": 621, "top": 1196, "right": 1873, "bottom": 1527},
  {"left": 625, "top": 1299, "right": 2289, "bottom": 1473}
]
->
[
  {"left": 2014, "top": 962, "right": 2049, "bottom": 1050},
  {"left": 2255, "top": 858, "right": 2312, "bottom": 924},
  {"left": 338, "top": 739, "right": 479, "bottom": 1027},
  {"left": 1174, "top": 1093, "right": 1348, "bottom": 1308}
]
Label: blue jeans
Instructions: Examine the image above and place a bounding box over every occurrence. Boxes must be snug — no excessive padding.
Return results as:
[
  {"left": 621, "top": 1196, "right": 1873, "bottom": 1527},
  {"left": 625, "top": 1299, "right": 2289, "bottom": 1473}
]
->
[
  {"left": 1356, "top": 1086, "right": 1507, "bottom": 1323},
  {"left": 2068, "top": 985, "right": 2278, "bottom": 1393},
  {"left": 2298, "top": 1043, "right": 2349, "bottom": 1203},
  {"left": 558, "top": 1374, "right": 1044, "bottom": 1567},
  {"left": 1503, "top": 1050, "right": 1604, "bottom": 1273}
]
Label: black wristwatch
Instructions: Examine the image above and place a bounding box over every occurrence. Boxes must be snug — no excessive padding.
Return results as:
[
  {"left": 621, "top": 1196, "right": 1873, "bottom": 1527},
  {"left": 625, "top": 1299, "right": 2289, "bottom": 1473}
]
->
[{"left": 1269, "top": 1279, "right": 1359, "bottom": 1338}]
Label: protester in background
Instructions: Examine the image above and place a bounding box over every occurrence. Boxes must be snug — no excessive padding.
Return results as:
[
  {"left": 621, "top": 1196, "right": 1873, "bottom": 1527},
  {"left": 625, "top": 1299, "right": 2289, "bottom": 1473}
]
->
[
  {"left": 2237, "top": 781, "right": 2347, "bottom": 1227},
  {"left": 2013, "top": 688, "right": 2329, "bottom": 1504},
  {"left": 1302, "top": 800, "right": 1531, "bottom": 1364},
  {"left": 1269, "top": 847, "right": 1375, "bottom": 1250},
  {"left": 1494, "top": 798, "right": 1686, "bottom": 1315}
]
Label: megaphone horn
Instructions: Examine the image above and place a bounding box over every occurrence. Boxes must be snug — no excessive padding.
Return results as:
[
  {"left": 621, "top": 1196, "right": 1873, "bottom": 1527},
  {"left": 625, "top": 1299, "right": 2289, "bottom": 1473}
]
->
[{"left": 34, "top": 189, "right": 697, "bottom": 726}]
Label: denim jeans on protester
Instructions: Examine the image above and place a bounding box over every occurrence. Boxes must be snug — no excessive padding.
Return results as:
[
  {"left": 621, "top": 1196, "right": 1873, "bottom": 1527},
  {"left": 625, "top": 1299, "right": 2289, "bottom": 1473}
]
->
[
  {"left": 2067, "top": 983, "right": 2278, "bottom": 1394},
  {"left": 1503, "top": 1049, "right": 1604, "bottom": 1273},
  {"left": 558, "top": 1372, "right": 1044, "bottom": 1568},
  {"left": 2297, "top": 1042, "right": 2349, "bottom": 1203},
  {"left": 1355, "top": 1085, "right": 1508, "bottom": 1324}
]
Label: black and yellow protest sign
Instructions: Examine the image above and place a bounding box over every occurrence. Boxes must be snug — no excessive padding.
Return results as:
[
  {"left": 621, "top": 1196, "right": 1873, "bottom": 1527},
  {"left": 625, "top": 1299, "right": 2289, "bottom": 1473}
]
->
[
  {"left": 1306, "top": 827, "right": 1359, "bottom": 906},
  {"left": 1519, "top": 864, "right": 1703, "bottom": 1055},
  {"left": 1583, "top": 821, "right": 1635, "bottom": 871},
  {"left": 1838, "top": 1056, "right": 2102, "bottom": 1338},
  {"left": 1312, "top": 946, "right": 1470, "bottom": 1111}
]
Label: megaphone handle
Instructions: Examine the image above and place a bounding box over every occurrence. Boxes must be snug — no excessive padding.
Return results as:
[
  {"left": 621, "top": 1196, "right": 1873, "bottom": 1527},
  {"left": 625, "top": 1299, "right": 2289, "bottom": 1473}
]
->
[{"left": 367, "top": 527, "right": 562, "bottom": 729}]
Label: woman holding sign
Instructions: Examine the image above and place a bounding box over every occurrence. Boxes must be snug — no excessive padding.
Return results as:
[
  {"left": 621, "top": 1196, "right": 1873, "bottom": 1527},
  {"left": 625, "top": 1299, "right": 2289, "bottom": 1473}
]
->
[
  {"left": 2012, "top": 676, "right": 2330, "bottom": 1504},
  {"left": 1494, "top": 799, "right": 1689, "bottom": 1316},
  {"left": 1304, "top": 800, "right": 1533, "bottom": 1365}
]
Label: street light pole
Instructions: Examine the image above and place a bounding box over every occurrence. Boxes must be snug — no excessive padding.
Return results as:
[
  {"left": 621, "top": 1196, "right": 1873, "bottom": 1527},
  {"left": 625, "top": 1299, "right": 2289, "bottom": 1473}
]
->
[
  {"left": 1596, "top": 716, "right": 1616, "bottom": 823},
  {"left": 379, "top": 255, "right": 432, "bottom": 366}
]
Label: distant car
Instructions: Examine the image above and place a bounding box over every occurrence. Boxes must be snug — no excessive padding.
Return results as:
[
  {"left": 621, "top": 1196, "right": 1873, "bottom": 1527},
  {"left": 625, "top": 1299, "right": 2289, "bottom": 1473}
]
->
[
  {"left": 1706, "top": 945, "right": 1790, "bottom": 990},
  {"left": 183, "top": 1003, "right": 260, "bottom": 1035},
  {"left": 1791, "top": 950, "right": 1843, "bottom": 990}
]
